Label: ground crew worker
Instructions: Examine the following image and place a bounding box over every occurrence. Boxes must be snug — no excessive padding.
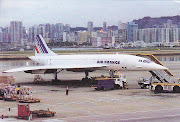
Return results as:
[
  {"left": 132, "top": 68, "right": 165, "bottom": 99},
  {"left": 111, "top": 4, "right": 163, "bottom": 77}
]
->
[
  {"left": 16, "top": 87, "right": 20, "bottom": 95},
  {"left": 66, "top": 86, "right": 69, "bottom": 95},
  {"left": 122, "top": 81, "right": 125, "bottom": 89}
]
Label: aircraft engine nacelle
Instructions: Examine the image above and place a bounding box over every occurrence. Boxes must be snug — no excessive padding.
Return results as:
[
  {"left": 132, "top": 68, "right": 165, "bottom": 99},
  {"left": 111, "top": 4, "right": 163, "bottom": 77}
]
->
[
  {"left": 25, "top": 69, "right": 47, "bottom": 74},
  {"left": 25, "top": 69, "right": 57, "bottom": 74},
  {"left": 67, "top": 68, "right": 94, "bottom": 72}
]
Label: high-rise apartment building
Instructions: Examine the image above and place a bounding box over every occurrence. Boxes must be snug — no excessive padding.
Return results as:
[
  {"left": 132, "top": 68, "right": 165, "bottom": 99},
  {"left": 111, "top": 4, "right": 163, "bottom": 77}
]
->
[
  {"left": 65, "top": 24, "right": 70, "bottom": 33},
  {"left": 51, "top": 24, "right": 55, "bottom": 39},
  {"left": 178, "top": 22, "right": 180, "bottom": 28},
  {"left": 44, "top": 23, "right": 52, "bottom": 38},
  {"left": 29, "top": 26, "right": 40, "bottom": 43},
  {"left": 4, "top": 27, "right": 10, "bottom": 43},
  {"left": 0, "top": 28, "right": 3, "bottom": 42},
  {"left": 39, "top": 24, "right": 45, "bottom": 37},
  {"left": 118, "top": 20, "right": 122, "bottom": 30},
  {"left": 167, "top": 19, "right": 173, "bottom": 28},
  {"left": 10, "top": 21, "right": 23, "bottom": 44},
  {"left": 77, "top": 31, "right": 91, "bottom": 44},
  {"left": 133, "top": 28, "right": 179, "bottom": 44},
  {"left": 169, "top": 28, "right": 178, "bottom": 43},
  {"left": 126, "top": 22, "right": 138, "bottom": 42},
  {"left": 103, "top": 22, "right": 107, "bottom": 32},
  {"left": 87, "top": 21, "right": 93, "bottom": 32},
  {"left": 54, "top": 23, "right": 64, "bottom": 41}
]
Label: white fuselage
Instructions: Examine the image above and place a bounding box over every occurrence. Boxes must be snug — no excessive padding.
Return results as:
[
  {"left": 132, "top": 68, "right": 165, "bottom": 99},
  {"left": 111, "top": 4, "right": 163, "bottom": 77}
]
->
[{"left": 29, "top": 54, "right": 166, "bottom": 71}]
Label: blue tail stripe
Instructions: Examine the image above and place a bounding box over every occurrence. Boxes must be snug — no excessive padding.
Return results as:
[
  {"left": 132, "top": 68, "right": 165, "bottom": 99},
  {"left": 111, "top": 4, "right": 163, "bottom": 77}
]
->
[
  {"left": 36, "top": 36, "right": 45, "bottom": 53},
  {"left": 36, "top": 35, "right": 48, "bottom": 53},
  {"left": 36, "top": 37, "right": 45, "bottom": 53}
]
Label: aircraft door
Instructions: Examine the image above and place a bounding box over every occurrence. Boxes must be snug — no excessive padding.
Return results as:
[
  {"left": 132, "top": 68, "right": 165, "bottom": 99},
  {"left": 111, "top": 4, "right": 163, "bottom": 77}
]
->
[
  {"left": 120, "top": 57, "right": 127, "bottom": 70},
  {"left": 48, "top": 59, "right": 52, "bottom": 65}
]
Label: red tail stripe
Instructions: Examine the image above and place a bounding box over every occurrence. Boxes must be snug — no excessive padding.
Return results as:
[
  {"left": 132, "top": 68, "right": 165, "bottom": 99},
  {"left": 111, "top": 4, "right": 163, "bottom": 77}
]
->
[{"left": 35, "top": 46, "right": 39, "bottom": 53}]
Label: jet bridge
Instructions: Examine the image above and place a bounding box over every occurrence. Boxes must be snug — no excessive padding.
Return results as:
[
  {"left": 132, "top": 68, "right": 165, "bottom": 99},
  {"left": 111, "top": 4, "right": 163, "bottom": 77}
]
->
[{"left": 137, "top": 54, "right": 175, "bottom": 83}]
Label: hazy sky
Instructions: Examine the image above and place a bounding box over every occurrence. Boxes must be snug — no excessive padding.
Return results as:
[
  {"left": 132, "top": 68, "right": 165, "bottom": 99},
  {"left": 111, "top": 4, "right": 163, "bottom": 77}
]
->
[{"left": 1, "top": 0, "right": 180, "bottom": 28}]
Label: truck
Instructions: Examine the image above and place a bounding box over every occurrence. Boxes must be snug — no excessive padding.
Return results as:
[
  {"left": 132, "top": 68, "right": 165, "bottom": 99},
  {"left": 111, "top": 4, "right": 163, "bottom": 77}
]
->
[{"left": 92, "top": 74, "right": 128, "bottom": 90}]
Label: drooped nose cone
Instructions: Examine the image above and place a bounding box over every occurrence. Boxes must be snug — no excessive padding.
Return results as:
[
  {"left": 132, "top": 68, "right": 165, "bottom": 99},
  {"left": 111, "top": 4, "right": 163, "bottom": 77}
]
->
[{"left": 151, "top": 63, "right": 168, "bottom": 70}]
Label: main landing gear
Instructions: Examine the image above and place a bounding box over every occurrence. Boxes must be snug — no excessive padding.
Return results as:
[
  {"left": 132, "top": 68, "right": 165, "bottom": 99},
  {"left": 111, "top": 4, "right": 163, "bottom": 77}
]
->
[
  {"left": 52, "top": 69, "right": 62, "bottom": 84},
  {"left": 81, "top": 71, "right": 91, "bottom": 84}
]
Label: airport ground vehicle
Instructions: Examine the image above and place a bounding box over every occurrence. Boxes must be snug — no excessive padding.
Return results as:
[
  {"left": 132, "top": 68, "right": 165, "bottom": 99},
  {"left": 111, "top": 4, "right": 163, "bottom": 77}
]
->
[
  {"left": 137, "top": 77, "right": 151, "bottom": 89},
  {"left": 32, "top": 109, "right": 56, "bottom": 117},
  {"left": 92, "top": 74, "right": 128, "bottom": 90},
  {"left": 151, "top": 83, "right": 180, "bottom": 93},
  {"left": 18, "top": 104, "right": 55, "bottom": 120},
  {"left": 137, "top": 54, "right": 180, "bottom": 93}
]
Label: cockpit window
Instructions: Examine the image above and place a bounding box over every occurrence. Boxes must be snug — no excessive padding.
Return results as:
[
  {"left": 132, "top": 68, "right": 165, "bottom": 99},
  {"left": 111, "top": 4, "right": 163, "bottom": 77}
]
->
[
  {"left": 143, "top": 59, "right": 152, "bottom": 63},
  {"left": 138, "top": 60, "right": 143, "bottom": 62},
  {"left": 139, "top": 59, "right": 152, "bottom": 63}
]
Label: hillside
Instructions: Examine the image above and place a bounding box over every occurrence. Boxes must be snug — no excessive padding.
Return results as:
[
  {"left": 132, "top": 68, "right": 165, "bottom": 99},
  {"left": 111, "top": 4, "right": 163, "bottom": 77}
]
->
[{"left": 133, "top": 15, "right": 180, "bottom": 29}]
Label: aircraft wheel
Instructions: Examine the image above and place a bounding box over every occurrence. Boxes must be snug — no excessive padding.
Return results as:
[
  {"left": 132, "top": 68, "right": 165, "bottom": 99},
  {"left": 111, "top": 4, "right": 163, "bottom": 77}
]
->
[
  {"left": 140, "top": 84, "right": 145, "bottom": 89},
  {"left": 114, "top": 84, "right": 120, "bottom": 89},
  {"left": 104, "top": 88, "right": 108, "bottom": 91},
  {"left": 155, "top": 85, "right": 163, "bottom": 93},
  {"left": 100, "top": 87, "right": 104, "bottom": 90},
  {"left": 111, "top": 87, "right": 115, "bottom": 90},
  {"left": 81, "top": 78, "right": 86, "bottom": 85},
  {"left": 173, "top": 86, "right": 180, "bottom": 93},
  {"left": 95, "top": 88, "right": 100, "bottom": 91}
]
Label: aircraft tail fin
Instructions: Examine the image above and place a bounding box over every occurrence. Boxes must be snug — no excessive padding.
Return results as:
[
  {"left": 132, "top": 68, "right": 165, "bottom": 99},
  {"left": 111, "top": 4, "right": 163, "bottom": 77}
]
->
[{"left": 35, "top": 35, "right": 57, "bottom": 56}]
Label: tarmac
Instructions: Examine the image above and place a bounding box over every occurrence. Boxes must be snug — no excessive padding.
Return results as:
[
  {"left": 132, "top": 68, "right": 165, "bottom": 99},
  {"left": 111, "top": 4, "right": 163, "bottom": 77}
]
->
[{"left": 0, "top": 61, "right": 180, "bottom": 121}]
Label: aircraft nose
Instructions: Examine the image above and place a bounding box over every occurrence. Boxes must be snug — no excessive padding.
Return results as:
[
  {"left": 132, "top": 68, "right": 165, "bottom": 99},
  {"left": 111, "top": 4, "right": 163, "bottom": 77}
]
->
[{"left": 154, "top": 64, "right": 168, "bottom": 70}]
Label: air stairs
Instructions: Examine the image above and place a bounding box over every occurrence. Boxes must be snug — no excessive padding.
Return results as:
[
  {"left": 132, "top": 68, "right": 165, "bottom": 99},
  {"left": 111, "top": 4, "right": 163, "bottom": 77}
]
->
[{"left": 137, "top": 54, "right": 175, "bottom": 83}]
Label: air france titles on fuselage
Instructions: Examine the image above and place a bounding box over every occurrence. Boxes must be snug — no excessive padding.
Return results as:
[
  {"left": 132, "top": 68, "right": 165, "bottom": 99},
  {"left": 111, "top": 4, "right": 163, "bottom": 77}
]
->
[{"left": 97, "top": 60, "right": 120, "bottom": 64}]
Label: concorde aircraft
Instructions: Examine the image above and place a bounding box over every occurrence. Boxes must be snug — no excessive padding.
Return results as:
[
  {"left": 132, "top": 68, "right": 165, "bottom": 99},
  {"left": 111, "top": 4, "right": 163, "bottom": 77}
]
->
[{"left": 4, "top": 35, "right": 167, "bottom": 81}]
